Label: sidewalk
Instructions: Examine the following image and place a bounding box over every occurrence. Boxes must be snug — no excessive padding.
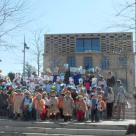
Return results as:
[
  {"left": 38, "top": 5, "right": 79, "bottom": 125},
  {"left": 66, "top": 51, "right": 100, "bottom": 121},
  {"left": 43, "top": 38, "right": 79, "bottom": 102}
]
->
[
  {"left": 0, "top": 118, "right": 135, "bottom": 127},
  {"left": 0, "top": 119, "right": 135, "bottom": 136}
]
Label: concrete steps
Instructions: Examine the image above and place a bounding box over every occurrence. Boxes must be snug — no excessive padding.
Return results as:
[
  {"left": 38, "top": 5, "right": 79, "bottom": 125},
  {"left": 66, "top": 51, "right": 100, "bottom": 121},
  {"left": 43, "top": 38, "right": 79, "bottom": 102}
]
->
[
  {"left": 0, "top": 128, "right": 126, "bottom": 136},
  {"left": 125, "top": 111, "right": 136, "bottom": 119},
  {"left": 0, "top": 119, "right": 135, "bottom": 136},
  {"left": 125, "top": 98, "right": 136, "bottom": 119},
  {"left": 0, "top": 120, "right": 129, "bottom": 129},
  {"left": 112, "top": 105, "right": 136, "bottom": 119}
]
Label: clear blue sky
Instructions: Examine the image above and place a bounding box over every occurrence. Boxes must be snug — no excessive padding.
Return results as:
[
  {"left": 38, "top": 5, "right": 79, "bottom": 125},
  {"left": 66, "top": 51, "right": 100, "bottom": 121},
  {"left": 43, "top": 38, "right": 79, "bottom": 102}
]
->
[{"left": 0, "top": 0, "right": 134, "bottom": 74}]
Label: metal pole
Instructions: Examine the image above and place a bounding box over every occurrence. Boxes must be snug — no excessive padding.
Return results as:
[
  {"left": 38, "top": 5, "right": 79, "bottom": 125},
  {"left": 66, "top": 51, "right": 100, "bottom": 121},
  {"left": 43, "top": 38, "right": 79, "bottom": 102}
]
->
[
  {"left": 135, "top": 0, "right": 136, "bottom": 52},
  {"left": 126, "top": 53, "right": 128, "bottom": 92},
  {"left": 134, "top": 0, "right": 136, "bottom": 87},
  {"left": 23, "top": 43, "right": 25, "bottom": 78},
  {"left": 23, "top": 36, "right": 26, "bottom": 79}
]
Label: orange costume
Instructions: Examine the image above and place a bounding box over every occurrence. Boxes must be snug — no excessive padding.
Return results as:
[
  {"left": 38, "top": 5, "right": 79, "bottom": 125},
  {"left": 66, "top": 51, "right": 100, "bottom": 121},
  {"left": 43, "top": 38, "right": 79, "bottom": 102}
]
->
[
  {"left": 33, "top": 93, "right": 46, "bottom": 120},
  {"left": 76, "top": 96, "right": 88, "bottom": 121},
  {"left": 58, "top": 96, "right": 64, "bottom": 109},
  {"left": 13, "top": 92, "right": 24, "bottom": 114}
]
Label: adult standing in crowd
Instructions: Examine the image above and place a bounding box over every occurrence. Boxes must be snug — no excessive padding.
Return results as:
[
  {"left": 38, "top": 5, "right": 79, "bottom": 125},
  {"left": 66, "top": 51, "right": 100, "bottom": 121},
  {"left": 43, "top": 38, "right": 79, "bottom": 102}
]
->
[
  {"left": 106, "top": 87, "right": 114, "bottom": 120},
  {"left": 106, "top": 71, "right": 116, "bottom": 88},
  {"left": 106, "top": 71, "right": 116, "bottom": 98},
  {"left": 116, "top": 80, "right": 127, "bottom": 120}
]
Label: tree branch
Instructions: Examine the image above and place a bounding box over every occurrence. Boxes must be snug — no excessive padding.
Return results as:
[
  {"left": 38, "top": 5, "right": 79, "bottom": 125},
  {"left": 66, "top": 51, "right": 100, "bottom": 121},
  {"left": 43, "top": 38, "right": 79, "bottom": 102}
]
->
[{"left": 116, "top": 2, "right": 135, "bottom": 16}]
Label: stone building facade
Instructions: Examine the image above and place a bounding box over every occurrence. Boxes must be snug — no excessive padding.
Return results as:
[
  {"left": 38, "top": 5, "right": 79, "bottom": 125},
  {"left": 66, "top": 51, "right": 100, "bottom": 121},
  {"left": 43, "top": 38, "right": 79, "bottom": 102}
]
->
[{"left": 44, "top": 32, "right": 134, "bottom": 93}]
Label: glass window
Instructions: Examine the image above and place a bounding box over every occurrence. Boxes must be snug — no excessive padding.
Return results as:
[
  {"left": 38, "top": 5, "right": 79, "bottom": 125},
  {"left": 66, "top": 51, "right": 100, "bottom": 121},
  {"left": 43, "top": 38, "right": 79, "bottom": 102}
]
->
[
  {"left": 119, "top": 56, "right": 127, "bottom": 67},
  {"left": 76, "top": 38, "right": 100, "bottom": 52},
  {"left": 84, "top": 39, "right": 91, "bottom": 51},
  {"left": 91, "top": 38, "right": 100, "bottom": 51},
  {"left": 76, "top": 39, "right": 84, "bottom": 52},
  {"left": 101, "top": 57, "right": 109, "bottom": 70},
  {"left": 67, "top": 56, "right": 76, "bottom": 67},
  {"left": 84, "top": 57, "right": 93, "bottom": 69}
]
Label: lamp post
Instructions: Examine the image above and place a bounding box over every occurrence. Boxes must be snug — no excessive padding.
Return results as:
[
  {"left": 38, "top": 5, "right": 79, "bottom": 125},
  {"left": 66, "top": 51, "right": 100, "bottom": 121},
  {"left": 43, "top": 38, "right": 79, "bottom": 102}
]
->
[
  {"left": 135, "top": 0, "right": 136, "bottom": 51},
  {"left": 134, "top": 0, "right": 136, "bottom": 87},
  {"left": 123, "top": 50, "right": 128, "bottom": 92},
  {"left": 22, "top": 36, "right": 29, "bottom": 79}
]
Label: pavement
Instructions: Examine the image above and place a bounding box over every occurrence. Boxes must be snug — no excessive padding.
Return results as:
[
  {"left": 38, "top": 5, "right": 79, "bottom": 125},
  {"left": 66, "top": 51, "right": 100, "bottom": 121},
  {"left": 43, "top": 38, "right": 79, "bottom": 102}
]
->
[
  {"left": 0, "top": 118, "right": 135, "bottom": 126},
  {"left": 0, "top": 119, "right": 135, "bottom": 136}
]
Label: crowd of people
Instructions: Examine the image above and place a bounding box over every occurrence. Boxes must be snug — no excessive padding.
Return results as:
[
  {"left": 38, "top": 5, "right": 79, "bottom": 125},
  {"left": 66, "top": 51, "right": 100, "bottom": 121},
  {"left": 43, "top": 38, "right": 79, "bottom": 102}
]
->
[{"left": 0, "top": 69, "right": 128, "bottom": 122}]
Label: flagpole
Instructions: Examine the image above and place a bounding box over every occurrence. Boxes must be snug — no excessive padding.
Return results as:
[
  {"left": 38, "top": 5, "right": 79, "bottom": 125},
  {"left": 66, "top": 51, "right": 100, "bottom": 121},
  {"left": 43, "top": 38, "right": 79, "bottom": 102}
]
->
[
  {"left": 22, "top": 35, "right": 29, "bottom": 79},
  {"left": 23, "top": 35, "right": 26, "bottom": 79}
]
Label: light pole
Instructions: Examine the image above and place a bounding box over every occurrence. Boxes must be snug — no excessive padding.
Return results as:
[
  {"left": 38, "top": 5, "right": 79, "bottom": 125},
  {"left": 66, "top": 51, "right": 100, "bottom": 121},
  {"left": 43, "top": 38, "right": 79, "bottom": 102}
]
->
[
  {"left": 134, "top": 0, "right": 136, "bottom": 52},
  {"left": 134, "top": 0, "right": 136, "bottom": 114},
  {"left": 22, "top": 36, "right": 29, "bottom": 79},
  {"left": 123, "top": 49, "right": 128, "bottom": 92}
]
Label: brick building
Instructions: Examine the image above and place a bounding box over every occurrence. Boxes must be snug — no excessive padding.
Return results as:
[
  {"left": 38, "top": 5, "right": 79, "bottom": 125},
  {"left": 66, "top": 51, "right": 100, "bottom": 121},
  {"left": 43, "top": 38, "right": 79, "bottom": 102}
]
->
[{"left": 44, "top": 32, "right": 134, "bottom": 93}]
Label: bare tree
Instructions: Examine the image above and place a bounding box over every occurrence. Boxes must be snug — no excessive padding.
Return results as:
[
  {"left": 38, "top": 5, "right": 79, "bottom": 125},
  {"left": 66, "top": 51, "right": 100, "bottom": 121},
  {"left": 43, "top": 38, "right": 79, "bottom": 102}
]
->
[
  {"left": 31, "top": 31, "right": 44, "bottom": 76},
  {"left": 107, "top": 0, "right": 135, "bottom": 31},
  {"left": 0, "top": 0, "right": 27, "bottom": 39},
  {"left": 25, "top": 62, "right": 37, "bottom": 78}
]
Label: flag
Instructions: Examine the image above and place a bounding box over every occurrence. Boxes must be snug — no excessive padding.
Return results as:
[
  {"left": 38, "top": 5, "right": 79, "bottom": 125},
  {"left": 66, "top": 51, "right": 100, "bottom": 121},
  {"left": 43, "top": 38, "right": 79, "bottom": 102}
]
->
[{"left": 24, "top": 36, "right": 29, "bottom": 49}]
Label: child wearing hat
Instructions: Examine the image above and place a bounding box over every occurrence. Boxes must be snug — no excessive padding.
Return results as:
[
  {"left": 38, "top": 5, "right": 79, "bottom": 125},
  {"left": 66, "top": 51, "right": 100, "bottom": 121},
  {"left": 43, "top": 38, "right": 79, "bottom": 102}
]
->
[
  {"left": 33, "top": 93, "right": 46, "bottom": 120},
  {"left": 7, "top": 87, "right": 14, "bottom": 118},
  {"left": 58, "top": 91, "right": 65, "bottom": 119},
  {"left": 48, "top": 88, "right": 59, "bottom": 120},
  {"left": 97, "top": 95, "right": 106, "bottom": 121},
  {"left": 63, "top": 90, "right": 74, "bottom": 122},
  {"left": 76, "top": 95, "right": 88, "bottom": 121},
  {"left": 90, "top": 93, "right": 99, "bottom": 122},
  {"left": 13, "top": 89, "right": 24, "bottom": 120},
  {"left": 21, "top": 91, "right": 33, "bottom": 121},
  {"left": 42, "top": 91, "right": 50, "bottom": 119}
]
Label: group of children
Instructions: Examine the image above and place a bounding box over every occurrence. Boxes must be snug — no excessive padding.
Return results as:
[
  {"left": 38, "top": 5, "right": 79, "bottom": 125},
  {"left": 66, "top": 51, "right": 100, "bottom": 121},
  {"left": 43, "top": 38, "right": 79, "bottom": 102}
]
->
[
  {"left": 0, "top": 70, "right": 127, "bottom": 122},
  {"left": 6, "top": 85, "right": 107, "bottom": 122}
]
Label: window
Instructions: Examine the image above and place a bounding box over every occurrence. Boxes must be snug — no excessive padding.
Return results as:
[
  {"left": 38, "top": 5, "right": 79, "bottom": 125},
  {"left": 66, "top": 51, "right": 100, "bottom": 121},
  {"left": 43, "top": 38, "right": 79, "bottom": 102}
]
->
[
  {"left": 76, "top": 39, "right": 84, "bottom": 52},
  {"left": 67, "top": 56, "right": 76, "bottom": 67},
  {"left": 91, "top": 38, "right": 100, "bottom": 51},
  {"left": 119, "top": 56, "right": 127, "bottom": 67},
  {"left": 101, "top": 57, "right": 109, "bottom": 70},
  {"left": 84, "top": 39, "right": 91, "bottom": 51},
  {"left": 84, "top": 57, "right": 93, "bottom": 69},
  {"left": 76, "top": 38, "right": 100, "bottom": 52}
]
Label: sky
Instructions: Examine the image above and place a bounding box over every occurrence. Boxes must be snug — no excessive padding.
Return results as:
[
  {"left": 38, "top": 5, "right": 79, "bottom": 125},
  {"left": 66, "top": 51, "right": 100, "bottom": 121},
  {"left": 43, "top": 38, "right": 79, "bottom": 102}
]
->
[{"left": 0, "top": 0, "right": 134, "bottom": 75}]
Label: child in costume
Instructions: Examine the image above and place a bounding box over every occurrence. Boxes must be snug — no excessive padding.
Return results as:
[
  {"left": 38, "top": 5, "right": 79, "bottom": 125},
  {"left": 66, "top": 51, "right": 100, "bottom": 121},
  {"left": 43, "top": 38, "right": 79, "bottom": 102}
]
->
[
  {"left": 58, "top": 91, "right": 64, "bottom": 119},
  {"left": 85, "top": 95, "right": 91, "bottom": 121},
  {"left": 33, "top": 93, "right": 46, "bottom": 120},
  {"left": 90, "top": 93, "right": 99, "bottom": 122},
  {"left": 63, "top": 90, "right": 74, "bottom": 122},
  {"left": 76, "top": 95, "right": 88, "bottom": 121},
  {"left": 7, "top": 86, "right": 14, "bottom": 118},
  {"left": 42, "top": 91, "right": 49, "bottom": 119},
  {"left": 48, "top": 86, "right": 59, "bottom": 120},
  {"left": 21, "top": 90, "right": 33, "bottom": 121},
  {"left": 76, "top": 78, "right": 84, "bottom": 94},
  {"left": 97, "top": 95, "right": 106, "bottom": 121},
  {"left": 13, "top": 89, "right": 24, "bottom": 119}
]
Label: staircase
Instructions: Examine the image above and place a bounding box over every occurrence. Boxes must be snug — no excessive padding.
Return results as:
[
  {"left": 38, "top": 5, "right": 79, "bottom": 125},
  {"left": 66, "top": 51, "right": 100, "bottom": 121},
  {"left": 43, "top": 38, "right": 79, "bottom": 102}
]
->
[
  {"left": 125, "top": 96, "right": 136, "bottom": 119},
  {"left": 125, "top": 108, "right": 136, "bottom": 119},
  {"left": 0, "top": 119, "right": 135, "bottom": 136}
]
